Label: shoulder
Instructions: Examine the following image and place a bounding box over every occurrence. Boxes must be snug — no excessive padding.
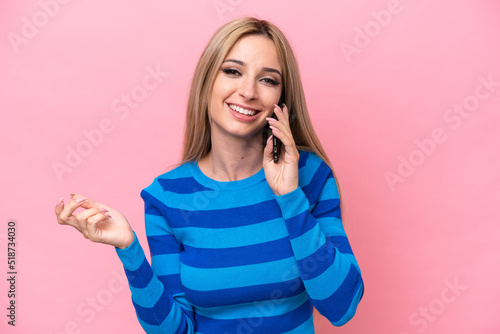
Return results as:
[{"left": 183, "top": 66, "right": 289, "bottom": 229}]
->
[
  {"left": 298, "top": 150, "right": 337, "bottom": 197},
  {"left": 156, "top": 162, "right": 195, "bottom": 181},
  {"left": 140, "top": 162, "right": 195, "bottom": 200},
  {"left": 298, "top": 149, "right": 331, "bottom": 175}
]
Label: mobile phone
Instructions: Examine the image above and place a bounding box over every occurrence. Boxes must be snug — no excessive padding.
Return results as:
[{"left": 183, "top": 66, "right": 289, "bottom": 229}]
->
[
  {"left": 272, "top": 103, "right": 283, "bottom": 163},
  {"left": 273, "top": 128, "right": 281, "bottom": 163}
]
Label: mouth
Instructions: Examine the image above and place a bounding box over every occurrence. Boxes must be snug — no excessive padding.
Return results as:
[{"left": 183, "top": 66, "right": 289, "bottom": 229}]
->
[{"left": 227, "top": 103, "right": 261, "bottom": 117}]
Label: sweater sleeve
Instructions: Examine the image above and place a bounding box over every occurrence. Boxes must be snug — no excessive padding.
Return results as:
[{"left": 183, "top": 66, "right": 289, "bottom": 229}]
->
[
  {"left": 115, "top": 178, "right": 195, "bottom": 334},
  {"left": 274, "top": 153, "right": 364, "bottom": 326}
]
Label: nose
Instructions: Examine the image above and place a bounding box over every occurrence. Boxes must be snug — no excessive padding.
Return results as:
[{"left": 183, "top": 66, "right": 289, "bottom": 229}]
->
[{"left": 238, "top": 77, "right": 258, "bottom": 100}]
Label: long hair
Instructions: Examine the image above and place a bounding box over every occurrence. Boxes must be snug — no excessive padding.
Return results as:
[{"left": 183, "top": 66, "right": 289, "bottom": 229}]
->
[
  {"left": 181, "top": 17, "right": 331, "bottom": 165},
  {"left": 180, "top": 17, "right": 344, "bottom": 211}
]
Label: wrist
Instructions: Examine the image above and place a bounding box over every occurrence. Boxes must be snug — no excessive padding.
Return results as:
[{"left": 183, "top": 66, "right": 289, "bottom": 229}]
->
[
  {"left": 274, "top": 184, "right": 298, "bottom": 196},
  {"left": 116, "top": 230, "right": 135, "bottom": 249}
]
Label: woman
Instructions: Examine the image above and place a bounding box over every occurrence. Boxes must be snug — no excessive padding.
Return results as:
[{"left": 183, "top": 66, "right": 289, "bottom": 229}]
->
[{"left": 55, "top": 17, "right": 364, "bottom": 333}]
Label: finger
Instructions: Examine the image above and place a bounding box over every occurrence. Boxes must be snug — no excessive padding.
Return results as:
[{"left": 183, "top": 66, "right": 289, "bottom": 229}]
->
[
  {"left": 55, "top": 197, "right": 64, "bottom": 217},
  {"left": 71, "top": 194, "right": 101, "bottom": 210},
  {"left": 263, "top": 134, "right": 273, "bottom": 159},
  {"left": 56, "top": 196, "right": 88, "bottom": 230},
  {"left": 273, "top": 104, "right": 286, "bottom": 122},
  {"left": 55, "top": 197, "right": 78, "bottom": 229},
  {"left": 74, "top": 207, "right": 103, "bottom": 237},
  {"left": 270, "top": 125, "right": 293, "bottom": 149},
  {"left": 269, "top": 124, "right": 299, "bottom": 162},
  {"left": 273, "top": 104, "right": 291, "bottom": 133},
  {"left": 74, "top": 207, "right": 108, "bottom": 223},
  {"left": 267, "top": 118, "right": 293, "bottom": 145},
  {"left": 266, "top": 116, "right": 289, "bottom": 133},
  {"left": 59, "top": 196, "right": 88, "bottom": 222},
  {"left": 80, "top": 211, "right": 111, "bottom": 241},
  {"left": 86, "top": 212, "right": 112, "bottom": 242}
]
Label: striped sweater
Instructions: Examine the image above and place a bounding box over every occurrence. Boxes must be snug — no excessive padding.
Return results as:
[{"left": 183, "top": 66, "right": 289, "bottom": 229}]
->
[{"left": 116, "top": 151, "right": 364, "bottom": 333}]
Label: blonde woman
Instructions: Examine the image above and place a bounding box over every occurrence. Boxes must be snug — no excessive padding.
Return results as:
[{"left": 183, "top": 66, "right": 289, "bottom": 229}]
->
[{"left": 55, "top": 17, "right": 364, "bottom": 333}]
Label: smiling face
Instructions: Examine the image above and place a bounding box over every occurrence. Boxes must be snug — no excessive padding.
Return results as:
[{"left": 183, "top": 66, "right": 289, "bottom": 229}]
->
[{"left": 207, "top": 34, "right": 283, "bottom": 143}]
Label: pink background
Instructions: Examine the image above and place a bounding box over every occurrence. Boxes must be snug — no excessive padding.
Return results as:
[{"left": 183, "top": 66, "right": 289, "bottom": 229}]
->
[{"left": 1, "top": 0, "right": 500, "bottom": 333}]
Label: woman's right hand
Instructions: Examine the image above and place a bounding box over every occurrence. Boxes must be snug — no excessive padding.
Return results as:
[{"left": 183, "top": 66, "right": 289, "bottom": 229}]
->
[{"left": 55, "top": 194, "right": 135, "bottom": 249}]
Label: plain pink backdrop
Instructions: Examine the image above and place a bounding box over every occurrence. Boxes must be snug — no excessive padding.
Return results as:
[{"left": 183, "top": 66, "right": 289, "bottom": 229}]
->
[{"left": 1, "top": 1, "right": 500, "bottom": 333}]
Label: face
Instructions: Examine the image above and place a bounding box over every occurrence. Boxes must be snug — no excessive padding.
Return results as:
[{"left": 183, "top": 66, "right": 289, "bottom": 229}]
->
[{"left": 207, "top": 34, "right": 283, "bottom": 142}]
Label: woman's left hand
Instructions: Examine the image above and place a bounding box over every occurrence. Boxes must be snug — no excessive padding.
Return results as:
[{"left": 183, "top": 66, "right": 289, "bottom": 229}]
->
[{"left": 263, "top": 103, "right": 300, "bottom": 196}]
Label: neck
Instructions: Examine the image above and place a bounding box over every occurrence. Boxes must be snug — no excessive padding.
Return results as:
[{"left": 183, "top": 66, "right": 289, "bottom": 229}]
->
[{"left": 198, "top": 131, "right": 264, "bottom": 182}]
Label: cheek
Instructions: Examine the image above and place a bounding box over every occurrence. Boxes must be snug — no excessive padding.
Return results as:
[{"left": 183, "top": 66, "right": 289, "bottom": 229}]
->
[
  {"left": 261, "top": 90, "right": 281, "bottom": 109},
  {"left": 212, "top": 77, "right": 234, "bottom": 99}
]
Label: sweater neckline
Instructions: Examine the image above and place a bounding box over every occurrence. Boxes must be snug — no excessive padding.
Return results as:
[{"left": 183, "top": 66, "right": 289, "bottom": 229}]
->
[{"left": 189, "top": 161, "right": 266, "bottom": 191}]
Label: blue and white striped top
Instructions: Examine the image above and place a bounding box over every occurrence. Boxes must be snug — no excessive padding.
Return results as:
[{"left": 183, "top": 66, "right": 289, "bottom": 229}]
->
[{"left": 116, "top": 150, "right": 364, "bottom": 333}]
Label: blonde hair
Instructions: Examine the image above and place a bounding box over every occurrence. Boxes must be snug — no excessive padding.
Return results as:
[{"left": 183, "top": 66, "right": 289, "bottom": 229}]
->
[
  {"left": 182, "top": 17, "right": 331, "bottom": 164},
  {"left": 180, "top": 17, "right": 343, "bottom": 210},
  {"left": 179, "top": 17, "right": 343, "bottom": 211}
]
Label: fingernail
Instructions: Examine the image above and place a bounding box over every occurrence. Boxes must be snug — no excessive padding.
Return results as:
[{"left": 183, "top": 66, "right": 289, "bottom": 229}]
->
[
  {"left": 105, "top": 213, "right": 112, "bottom": 219},
  {"left": 269, "top": 125, "right": 280, "bottom": 132},
  {"left": 75, "top": 197, "right": 87, "bottom": 204},
  {"left": 266, "top": 117, "right": 275, "bottom": 122},
  {"left": 98, "top": 207, "right": 109, "bottom": 213},
  {"left": 56, "top": 197, "right": 64, "bottom": 207}
]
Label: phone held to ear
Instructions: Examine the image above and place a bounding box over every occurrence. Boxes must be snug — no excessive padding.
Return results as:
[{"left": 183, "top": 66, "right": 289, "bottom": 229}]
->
[
  {"left": 272, "top": 103, "right": 283, "bottom": 163},
  {"left": 272, "top": 121, "right": 281, "bottom": 163}
]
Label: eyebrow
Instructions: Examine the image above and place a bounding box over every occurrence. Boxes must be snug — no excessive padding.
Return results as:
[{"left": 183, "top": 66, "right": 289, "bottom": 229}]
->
[{"left": 223, "top": 59, "right": 282, "bottom": 78}]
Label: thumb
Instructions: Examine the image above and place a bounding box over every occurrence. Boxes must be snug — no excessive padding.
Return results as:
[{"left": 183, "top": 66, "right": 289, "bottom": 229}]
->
[
  {"left": 264, "top": 134, "right": 273, "bottom": 158},
  {"left": 70, "top": 194, "right": 100, "bottom": 209}
]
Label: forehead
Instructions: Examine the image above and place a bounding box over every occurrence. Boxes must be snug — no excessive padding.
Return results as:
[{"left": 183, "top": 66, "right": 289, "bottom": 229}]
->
[{"left": 225, "top": 35, "right": 281, "bottom": 70}]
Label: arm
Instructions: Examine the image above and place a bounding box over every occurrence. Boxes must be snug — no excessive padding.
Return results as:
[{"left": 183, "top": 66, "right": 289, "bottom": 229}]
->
[
  {"left": 115, "top": 179, "right": 195, "bottom": 333},
  {"left": 54, "top": 190, "right": 195, "bottom": 333},
  {"left": 274, "top": 152, "right": 364, "bottom": 326}
]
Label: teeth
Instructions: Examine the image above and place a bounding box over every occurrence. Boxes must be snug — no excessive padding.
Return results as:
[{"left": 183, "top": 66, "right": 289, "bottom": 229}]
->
[{"left": 229, "top": 104, "right": 256, "bottom": 116}]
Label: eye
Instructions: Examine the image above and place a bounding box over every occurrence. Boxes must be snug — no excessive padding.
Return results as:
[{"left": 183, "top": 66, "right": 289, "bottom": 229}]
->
[
  {"left": 261, "top": 77, "right": 280, "bottom": 86},
  {"left": 222, "top": 68, "right": 241, "bottom": 76}
]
